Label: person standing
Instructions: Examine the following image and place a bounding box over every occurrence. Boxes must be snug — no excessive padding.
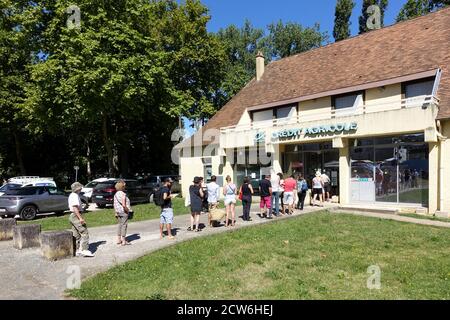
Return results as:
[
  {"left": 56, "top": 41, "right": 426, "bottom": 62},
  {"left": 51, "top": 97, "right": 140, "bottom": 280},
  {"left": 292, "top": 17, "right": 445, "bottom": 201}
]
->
[
  {"left": 321, "top": 172, "right": 331, "bottom": 201},
  {"left": 270, "top": 171, "right": 281, "bottom": 217},
  {"left": 259, "top": 175, "right": 272, "bottom": 219},
  {"left": 68, "top": 182, "right": 94, "bottom": 257},
  {"left": 189, "top": 177, "right": 204, "bottom": 232},
  {"left": 239, "top": 176, "right": 254, "bottom": 221},
  {"left": 296, "top": 174, "right": 308, "bottom": 210},
  {"left": 278, "top": 173, "right": 285, "bottom": 215},
  {"left": 223, "top": 175, "right": 237, "bottom": 227},
  {"left": 160, "top": 178, "right": 175, "bottom": 240},
  {"left": 206, "top": 176, "right": 220, "bottom": 226},
  {"left": 283, "top": 175, "right": 297, "bottom": 215},
  {"left": 114, "top": 180, "right": 131, "bottom": 246},
  {"left": 199, "top": 177, "right": 209, "bottom": 213},
  {"left": 312, "top": 172, "right": 324, "bottom": 207}
]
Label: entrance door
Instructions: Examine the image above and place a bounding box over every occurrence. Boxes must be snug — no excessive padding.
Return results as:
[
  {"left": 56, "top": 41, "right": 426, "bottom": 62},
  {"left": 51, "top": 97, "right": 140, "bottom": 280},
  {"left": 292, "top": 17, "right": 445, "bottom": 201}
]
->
[{"left": 375, "top": 147, "right": 398, "bottom": 203}]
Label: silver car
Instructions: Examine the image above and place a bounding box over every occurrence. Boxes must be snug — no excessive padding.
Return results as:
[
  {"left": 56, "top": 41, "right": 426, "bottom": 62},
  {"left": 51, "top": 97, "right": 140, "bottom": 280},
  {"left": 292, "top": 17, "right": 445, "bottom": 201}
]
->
[{"left": 0, "top": 186, "right": 88, "bottom": 220}]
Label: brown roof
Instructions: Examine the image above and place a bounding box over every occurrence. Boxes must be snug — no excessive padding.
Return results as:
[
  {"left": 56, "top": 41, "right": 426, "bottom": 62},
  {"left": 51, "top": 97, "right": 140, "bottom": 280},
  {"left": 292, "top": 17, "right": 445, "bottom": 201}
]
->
[{"left": 179, "top": 7, "right": 450, "bottom": 147}]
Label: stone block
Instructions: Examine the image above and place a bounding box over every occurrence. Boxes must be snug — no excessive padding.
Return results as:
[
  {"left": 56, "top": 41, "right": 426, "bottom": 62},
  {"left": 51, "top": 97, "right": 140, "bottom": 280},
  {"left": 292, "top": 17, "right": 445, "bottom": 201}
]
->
[
  {"left": 40, "top": 231, "right": 74, "bottom": 261},
  {"left": 0, "top": 218, "right": 16, "bottom": 241},
  {"left": 13, "top": 224, "right": 41, "bottom": 249}
]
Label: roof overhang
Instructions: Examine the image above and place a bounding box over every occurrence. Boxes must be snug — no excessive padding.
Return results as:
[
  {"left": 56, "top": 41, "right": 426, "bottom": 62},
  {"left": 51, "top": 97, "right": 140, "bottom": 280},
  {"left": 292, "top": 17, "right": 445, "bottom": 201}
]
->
[{"left": 247, "top": 69, "right": 439, "bottom": 112}]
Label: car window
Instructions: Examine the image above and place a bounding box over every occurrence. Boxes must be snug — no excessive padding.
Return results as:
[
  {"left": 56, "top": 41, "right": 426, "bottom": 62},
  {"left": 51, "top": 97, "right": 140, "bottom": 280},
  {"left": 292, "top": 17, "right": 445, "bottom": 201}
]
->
[
  {"left": 6, "top": 188, "right": 38, "bottom": 196},
  {"left": 85, "top": 181, "right": 99, "bottom": 188},
  {"left": 48, "top": 187, "right": 65, "bottom": 196},
  {"left": 95, "top": 182, "right": 115, "bottom": 189},
  {"left": 0, "top": 184, "right": 21, "bottom": 192},
  {"left": 148, "top": 177, "right": 158, "bottom": 183},
  {"left": 126, "top": 181, "right": 137, "bottom": 188}
]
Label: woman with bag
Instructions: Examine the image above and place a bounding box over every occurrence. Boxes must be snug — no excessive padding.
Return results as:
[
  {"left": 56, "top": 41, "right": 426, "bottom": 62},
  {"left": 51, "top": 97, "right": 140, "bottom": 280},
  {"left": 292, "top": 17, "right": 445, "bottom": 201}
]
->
[
  {"left": 188, "top": 177, "right": 204, "bottom": 232},
  {"left": 239, "top": 176, "right": 254, "bottom": 222},
  {"left": 223, "top": 175, "right": 237, "bottom": 227},
  {"left": 114, "top": 180, "right": 132, "bottom": 246}
]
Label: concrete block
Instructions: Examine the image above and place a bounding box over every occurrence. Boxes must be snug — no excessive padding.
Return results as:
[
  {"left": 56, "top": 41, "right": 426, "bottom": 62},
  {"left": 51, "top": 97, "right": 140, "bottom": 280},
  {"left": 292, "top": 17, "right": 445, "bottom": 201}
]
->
[
  {"left": 13, "top": 224, "right": 41, "bottom": 249},
  {"left": 435, "top": 211, "right": 450, "bottom": 219},
  {"left": 0, "top": 218, "right": 16, "bottom": 241},
  {"left": 40, "top": 231, "right": 74, "bottom": 261}
]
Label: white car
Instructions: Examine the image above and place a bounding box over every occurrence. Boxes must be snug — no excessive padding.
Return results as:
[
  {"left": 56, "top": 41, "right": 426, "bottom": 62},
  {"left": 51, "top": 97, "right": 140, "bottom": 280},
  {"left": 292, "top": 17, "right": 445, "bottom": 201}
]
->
[
  {"left": 81, "top": 178, "right": 113, "bottom": 201},
  {"left": 0, "top": 183, "right": 22, "bottom": 197}
]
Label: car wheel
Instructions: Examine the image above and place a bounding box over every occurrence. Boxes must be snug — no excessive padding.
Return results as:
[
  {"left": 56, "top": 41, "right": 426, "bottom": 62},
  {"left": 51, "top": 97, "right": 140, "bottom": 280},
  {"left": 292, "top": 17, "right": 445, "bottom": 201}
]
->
[
  {"left": 20, "top": 205, "right": 38, "bottom": 221},
  {"left": 55, "top": 211, "right": 65, "bottom": 217},
  {"left": 96, "top": 203, "right": 106, "bottom": 209}
]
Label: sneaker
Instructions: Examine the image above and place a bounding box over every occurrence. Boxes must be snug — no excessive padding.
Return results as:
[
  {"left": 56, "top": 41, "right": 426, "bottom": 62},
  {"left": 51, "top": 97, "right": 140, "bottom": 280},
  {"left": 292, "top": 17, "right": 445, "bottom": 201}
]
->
[
  {"left": 80, "top": 250, "right": 95, "bottom": 257},
  {"left": 75, "top": 251, "right": 83, "bottom": 257}
]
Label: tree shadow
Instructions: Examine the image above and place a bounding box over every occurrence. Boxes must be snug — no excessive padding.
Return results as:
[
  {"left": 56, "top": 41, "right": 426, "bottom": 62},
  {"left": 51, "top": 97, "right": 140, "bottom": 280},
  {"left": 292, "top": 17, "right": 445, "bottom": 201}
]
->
[
  {"left": 89, "top": 241, "right": 107, "bottom": 254},
  {"left": 126, "top": 234, "right": 141, "bottom": 243}
]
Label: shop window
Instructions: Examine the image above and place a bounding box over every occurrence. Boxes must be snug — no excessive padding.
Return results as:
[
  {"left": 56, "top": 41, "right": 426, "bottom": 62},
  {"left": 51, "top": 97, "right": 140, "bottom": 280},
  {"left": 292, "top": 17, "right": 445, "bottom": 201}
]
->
[
  {"left": 333, "top": 92, "right": 363, "bottom": 111},
  {"left": 404, "top": 79, "right": 434, "bottom": 99},
  {"left": 276, "top": 106, "right": 294, "bottom": 119},
  {"left": 252, "top": 110, "right": 273, "bottom": 122}
]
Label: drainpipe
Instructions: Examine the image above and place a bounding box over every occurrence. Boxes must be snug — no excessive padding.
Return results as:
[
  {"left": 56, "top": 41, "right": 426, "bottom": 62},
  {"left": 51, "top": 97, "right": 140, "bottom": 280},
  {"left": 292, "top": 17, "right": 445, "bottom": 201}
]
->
[{"left": 436, "top": 121, "right": 447, "bottom": 212}]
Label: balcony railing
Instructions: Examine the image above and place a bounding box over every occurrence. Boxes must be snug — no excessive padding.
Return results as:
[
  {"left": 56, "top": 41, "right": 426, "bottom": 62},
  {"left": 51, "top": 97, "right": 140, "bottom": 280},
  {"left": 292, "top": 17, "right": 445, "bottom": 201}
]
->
[{"left": 220, "top": 95, "right": 439, "bottom": 134}]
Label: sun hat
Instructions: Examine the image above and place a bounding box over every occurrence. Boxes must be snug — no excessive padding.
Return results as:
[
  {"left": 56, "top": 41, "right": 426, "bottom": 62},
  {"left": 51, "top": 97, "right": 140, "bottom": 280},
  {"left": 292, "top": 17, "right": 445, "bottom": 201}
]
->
[
  {"left": 71, "top": 182, "right": 83, "bottom": 192},
  {"left": 193, "top": 176, "right": 201, "bottom": 184},
  {"left": 315, "top": 171, "right": 322, "bottom": 177}
]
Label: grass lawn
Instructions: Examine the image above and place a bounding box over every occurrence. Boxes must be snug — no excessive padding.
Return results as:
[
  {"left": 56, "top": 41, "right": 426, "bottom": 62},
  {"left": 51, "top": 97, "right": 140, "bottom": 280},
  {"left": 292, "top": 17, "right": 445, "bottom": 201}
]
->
[
  {"left": 70, "top": 212, "right": 450, "bottom": 300},
  {"left": 19, "top": 198, "right": 242, "bottom": 231},
  {"left": 19, "top": 198, "right": 190, "bottom": 231}
]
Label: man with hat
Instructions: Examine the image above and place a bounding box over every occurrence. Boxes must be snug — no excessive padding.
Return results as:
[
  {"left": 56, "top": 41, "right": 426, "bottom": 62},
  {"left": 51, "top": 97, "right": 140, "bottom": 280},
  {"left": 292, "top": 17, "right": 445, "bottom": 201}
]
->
[
  {"left": 160, "top": 177, "right": 176, "bottom": 240},
  {"left": 69, "top": 182, "right": 94, "bottom": 257}
]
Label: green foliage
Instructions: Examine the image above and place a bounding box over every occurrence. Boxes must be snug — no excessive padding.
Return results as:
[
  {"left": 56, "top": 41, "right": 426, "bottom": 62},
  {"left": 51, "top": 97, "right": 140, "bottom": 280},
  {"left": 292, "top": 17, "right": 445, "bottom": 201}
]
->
[
  {"left": 266, "top": 21, "right": 328, "bottom": 59},
  {"left": 359, "top": 0, "right": 388, "bottom": 34},
  {"left": 397, "top": 0, "right": 449, "bottom": 22},
  {"left": 333, "top": 0, "right": 355, "bottom": 42}
]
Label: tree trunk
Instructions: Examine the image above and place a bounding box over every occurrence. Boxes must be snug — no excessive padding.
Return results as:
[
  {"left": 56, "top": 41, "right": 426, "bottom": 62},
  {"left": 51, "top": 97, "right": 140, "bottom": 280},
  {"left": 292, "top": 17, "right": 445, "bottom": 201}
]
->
[
  {"left": 119, "top": 143, "right": 129, "bottom": 178},
  {"left": 102, "top": 115, "right": 114, "bottom": 176},
  {"left": 12, "top": 130, "right": 26, "bottom": 175}
]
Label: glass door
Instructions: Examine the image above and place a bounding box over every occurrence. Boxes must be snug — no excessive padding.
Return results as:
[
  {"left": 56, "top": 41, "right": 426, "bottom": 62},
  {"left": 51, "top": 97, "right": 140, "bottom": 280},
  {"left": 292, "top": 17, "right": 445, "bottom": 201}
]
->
[{"left": 375, "top": 147, "right": 398, "bottom": 203}]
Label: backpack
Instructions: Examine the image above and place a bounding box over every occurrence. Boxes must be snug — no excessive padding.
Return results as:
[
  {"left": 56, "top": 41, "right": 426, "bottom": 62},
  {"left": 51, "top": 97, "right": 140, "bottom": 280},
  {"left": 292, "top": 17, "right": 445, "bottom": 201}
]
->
[
  {"left": 153, "top": 187, "right": 164, "bottom": 206},
  {"left": 301, "top": 180, "right": 308, "bottom": 192}
]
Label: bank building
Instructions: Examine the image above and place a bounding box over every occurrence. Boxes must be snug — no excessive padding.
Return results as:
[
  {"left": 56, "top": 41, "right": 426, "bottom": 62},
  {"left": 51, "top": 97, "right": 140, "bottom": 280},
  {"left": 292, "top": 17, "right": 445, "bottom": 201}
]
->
[{"left": 175, "top": 8, "right": 450, "bottom": 216}]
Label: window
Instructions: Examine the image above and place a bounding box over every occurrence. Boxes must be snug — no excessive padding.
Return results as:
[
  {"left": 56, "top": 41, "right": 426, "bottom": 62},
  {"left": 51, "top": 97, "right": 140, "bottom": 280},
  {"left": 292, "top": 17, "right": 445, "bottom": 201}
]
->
[
  {"left": 333, "top": 92, "right": 363, "bottom": 110},
  {"left": 276, "top": 106, "right": 294, "bottom": 119},
  {"left": 252, "top": 110, "right": 273, "bottom": 122},
  {"left": 404, "top": 79, "right": 434, "bottom": 99}
]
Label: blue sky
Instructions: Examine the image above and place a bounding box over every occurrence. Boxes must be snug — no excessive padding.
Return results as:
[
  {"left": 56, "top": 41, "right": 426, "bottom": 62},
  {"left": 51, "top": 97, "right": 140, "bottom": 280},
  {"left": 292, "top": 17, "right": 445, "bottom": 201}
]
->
[
  {"left": 202, "top": 0, "right": 407, "bottom": 37},
  {"left": 183, "top": 0, "right": 408, "bottom": 136}
]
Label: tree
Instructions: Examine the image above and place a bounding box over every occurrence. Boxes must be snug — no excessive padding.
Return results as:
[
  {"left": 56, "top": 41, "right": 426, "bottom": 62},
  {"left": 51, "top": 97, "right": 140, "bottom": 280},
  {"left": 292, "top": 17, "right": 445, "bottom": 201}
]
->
[
  {"left": 397, "top": 0, "right": 449, "bottom": 21},
  {"left": 266, "top": 21, "right": 328, "bottom": 59},
  {"left": 333, "top": 0, "right": 355, "bottom": 41},
  {"left": 25, "top": 0, "right": 225, "bottom": 176},
  {"left": 215, "top": 20, "right": 266, "bottom": 107},
  {"left": 359, "top": 0, "right": 388, "bottom": 34}
]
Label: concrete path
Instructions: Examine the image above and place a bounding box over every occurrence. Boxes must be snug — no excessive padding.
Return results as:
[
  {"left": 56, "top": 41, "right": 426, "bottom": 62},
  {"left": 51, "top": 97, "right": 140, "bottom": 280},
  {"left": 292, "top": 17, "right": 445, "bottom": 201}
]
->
[
  {"left": 332, "top": 208, "right": 450, "bottom": 228},
  {"left": 0, "top": 203, "right": 330, "bottom": 300}
]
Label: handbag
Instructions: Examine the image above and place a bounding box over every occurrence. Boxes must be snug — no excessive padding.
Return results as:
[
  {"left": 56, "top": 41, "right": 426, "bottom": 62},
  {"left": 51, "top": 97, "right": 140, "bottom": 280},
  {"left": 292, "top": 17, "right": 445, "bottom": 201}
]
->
[{"left": 238, "top": 186, "right": 243, "bottom": 201}]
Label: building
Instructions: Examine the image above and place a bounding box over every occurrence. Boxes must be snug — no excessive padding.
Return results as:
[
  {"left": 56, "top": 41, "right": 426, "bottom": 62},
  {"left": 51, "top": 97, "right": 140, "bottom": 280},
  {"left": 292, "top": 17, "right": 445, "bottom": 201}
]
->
[{"left": 175, "top": 8, "right": 450, "bottom": 215}]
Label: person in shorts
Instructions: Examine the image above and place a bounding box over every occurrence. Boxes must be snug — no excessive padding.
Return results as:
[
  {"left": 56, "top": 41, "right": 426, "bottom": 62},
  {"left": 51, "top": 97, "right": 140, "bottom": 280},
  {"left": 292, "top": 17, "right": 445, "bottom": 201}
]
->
[
  {"left": 312, "top": 172, "right": 324, "bottom": 207},
  {"left": 223, "top": 175, "right": 237, "bottom": 227},
  {"left": 259, "top": 175, "right": 272, "bottom": 219},
  {"left": 283, "top": 175, "right": 297, "bottom": 215},
  {"left": 321, "top": 172, "right": 331, "bottom": 201},
  {"left": 160, "top": 178, "right": 175, "bottom": 240}
]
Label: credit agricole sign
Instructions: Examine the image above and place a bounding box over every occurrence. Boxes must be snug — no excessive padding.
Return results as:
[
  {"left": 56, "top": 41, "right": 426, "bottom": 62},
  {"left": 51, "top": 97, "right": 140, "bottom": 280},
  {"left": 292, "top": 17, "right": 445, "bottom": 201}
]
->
[{"left": 254, "top": 122, "right": 358, "bottom": 143}]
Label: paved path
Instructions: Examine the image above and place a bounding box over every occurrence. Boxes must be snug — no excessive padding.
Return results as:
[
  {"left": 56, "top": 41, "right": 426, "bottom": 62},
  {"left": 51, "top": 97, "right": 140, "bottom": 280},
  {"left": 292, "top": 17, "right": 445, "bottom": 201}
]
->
[
  {"left": 1, "top": 203, "right": 449, "bottom": 300},
  {"left": 0, "top": 203, "right": 330, "bottom": 300},
  {"left": 332, "top": 208, "right": 450, "bottom": 228}
]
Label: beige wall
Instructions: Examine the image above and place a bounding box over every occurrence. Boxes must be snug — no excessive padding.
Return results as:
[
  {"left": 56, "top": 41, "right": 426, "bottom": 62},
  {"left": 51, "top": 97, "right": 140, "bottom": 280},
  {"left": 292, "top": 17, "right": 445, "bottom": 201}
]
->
[
  {"left": 438, "top": 120, "right": 450, "bottom": 213},
  {"left": 365, "top": 84, "right": 402, "bottom": 107},
  {"left": 298, "top": 97, "right": 332, "bottom": 120}
]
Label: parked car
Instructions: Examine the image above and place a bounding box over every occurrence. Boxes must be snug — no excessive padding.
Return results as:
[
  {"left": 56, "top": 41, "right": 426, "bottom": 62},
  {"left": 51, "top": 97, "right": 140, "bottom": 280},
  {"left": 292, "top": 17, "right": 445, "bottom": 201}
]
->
[
  {"left": 141, "top": 175, "right": 181, "bottom": 194},
  {"left": 0, "top": 183, "right": 22, "bottom": 197},
  {"left": 91, "top": 179, "right": 154, "bottom": 208},
  {"left": 0, "top": 186, "right": 89, "bottom": 220},
  {"left": 8, "top": 176, "right": 57, "bottom": 188},
  {"left": 81, "top": 178, "right": 112, "bottom": 201}
]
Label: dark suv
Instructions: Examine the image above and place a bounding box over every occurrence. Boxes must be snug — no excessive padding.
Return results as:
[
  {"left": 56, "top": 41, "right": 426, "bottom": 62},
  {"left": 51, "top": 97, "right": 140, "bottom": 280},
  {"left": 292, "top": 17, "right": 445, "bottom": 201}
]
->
[{"left": 91, "top": 179, "right": 154, "bottom": 208}]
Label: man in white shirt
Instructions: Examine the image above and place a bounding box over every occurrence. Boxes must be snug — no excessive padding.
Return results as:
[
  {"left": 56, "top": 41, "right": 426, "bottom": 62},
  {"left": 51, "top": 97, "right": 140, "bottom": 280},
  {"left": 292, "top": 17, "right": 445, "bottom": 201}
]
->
[
  {"left": 206, "top": 176, "right": 220, "bottom": 226},
  {"left": 69, "top": 182, "right": 94, "bottom": 257},
  {"left": 270, "top": 171, "right": 281, "bottom": 216}
]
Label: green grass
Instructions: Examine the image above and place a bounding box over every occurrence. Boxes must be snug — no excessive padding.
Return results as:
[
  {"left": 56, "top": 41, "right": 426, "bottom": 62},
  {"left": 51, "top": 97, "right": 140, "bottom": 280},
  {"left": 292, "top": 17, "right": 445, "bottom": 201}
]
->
[
  {"left": 19, "top": 198, "right": 190, "bottom": 231},
  {"left": 70, "top": 212, "right": 450, "bottom": 300},
  {"left": 399, "top": 213, "right": 450, "bottom": 223}
]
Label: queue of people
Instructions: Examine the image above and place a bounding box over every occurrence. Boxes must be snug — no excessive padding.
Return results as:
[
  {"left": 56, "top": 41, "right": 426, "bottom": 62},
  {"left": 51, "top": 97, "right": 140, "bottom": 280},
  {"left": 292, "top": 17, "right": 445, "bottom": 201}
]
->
[{"left": 66, "top": 172, "right": 332, "bottom": 258}]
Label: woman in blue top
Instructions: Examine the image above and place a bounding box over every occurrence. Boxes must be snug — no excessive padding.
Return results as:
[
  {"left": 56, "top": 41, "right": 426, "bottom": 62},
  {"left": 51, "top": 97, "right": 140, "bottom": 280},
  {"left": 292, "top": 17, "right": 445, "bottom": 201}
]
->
[
  {"left": 223, "top": 175, "right": 237, "bottom": 227},
  {"left": 296, "top": 174, "right": 308, "bottom": 210}
]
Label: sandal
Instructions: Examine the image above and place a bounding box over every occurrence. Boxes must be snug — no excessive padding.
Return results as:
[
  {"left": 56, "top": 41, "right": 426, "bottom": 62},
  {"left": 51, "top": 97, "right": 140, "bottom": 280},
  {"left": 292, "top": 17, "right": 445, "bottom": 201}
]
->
[
  {"left": 121, "top": 242, "right": 131, "bottom": 246},
  {"left": 187, "top": 227, "right": 193, "bottom": 231}
]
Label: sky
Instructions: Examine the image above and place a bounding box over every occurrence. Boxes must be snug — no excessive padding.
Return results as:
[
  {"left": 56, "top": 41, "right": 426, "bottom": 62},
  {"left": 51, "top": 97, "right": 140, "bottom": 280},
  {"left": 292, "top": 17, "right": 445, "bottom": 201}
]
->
[
  {"left": 202, "top": 0, "right": 408, "bottom": 37},
  {"left": 183, "top": 0, "right": 409, "bottom": 137}
]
